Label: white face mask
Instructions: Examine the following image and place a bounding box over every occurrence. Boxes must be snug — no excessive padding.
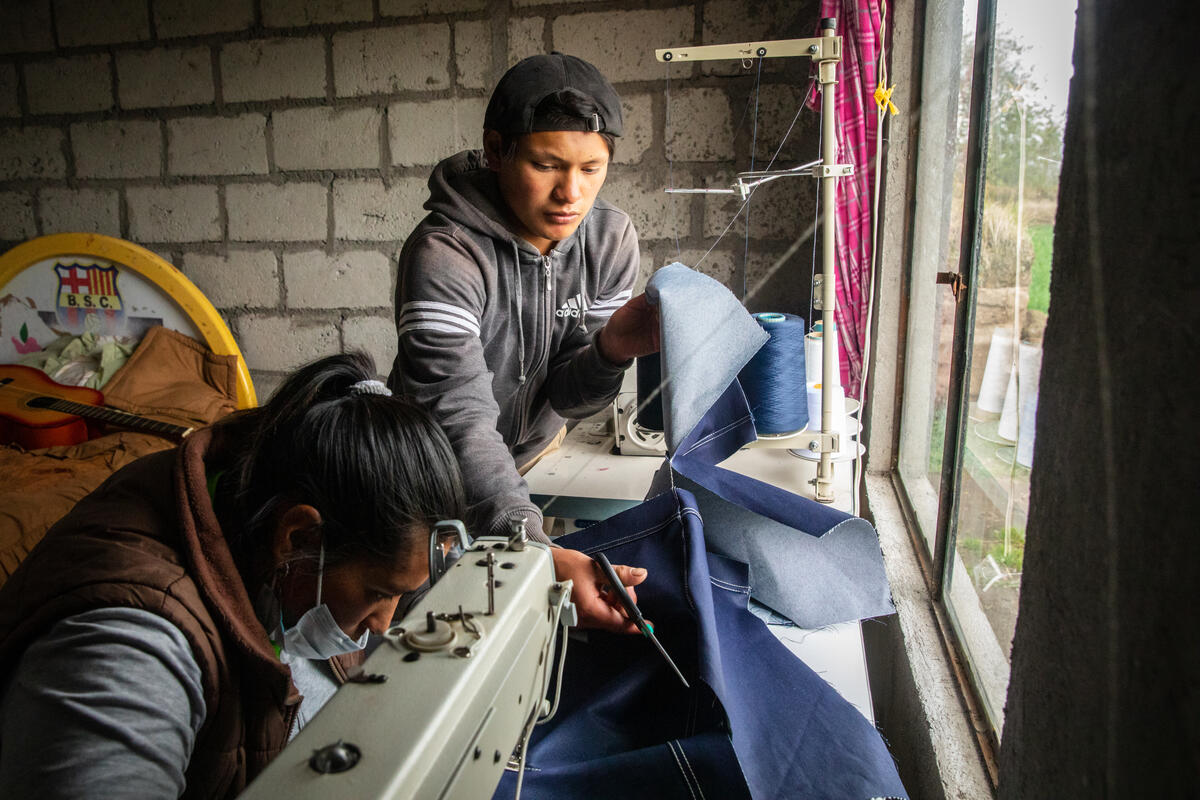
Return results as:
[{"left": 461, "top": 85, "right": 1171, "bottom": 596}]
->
[{"left": 280, "top": 542, "right": 369, "bottom": 660}]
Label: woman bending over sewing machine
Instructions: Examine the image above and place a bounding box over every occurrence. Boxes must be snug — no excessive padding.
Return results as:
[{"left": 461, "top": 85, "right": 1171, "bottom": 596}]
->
[{"left": 0, "top": 353, "right": 472, "bottom": 797}]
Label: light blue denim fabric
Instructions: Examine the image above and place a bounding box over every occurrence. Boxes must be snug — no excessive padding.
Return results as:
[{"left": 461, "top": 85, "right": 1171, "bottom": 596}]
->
[
  {"left": 644, "top": 263, "right": 768, "bottom": 451},
  {"left": 644, "top": 265, "right": 893, "bottom": 627}
]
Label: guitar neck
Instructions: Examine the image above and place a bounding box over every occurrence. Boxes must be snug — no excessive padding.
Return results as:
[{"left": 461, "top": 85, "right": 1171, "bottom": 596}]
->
[{"left": 42, "top": 397, "right": 194, "bottom": 440}]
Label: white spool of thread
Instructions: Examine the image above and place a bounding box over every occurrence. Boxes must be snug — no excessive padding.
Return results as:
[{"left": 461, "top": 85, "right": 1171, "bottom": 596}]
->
[
  {"left": 805, "top": 333, "right": 823, "bottom": 386},
  {"left": 977, "top": 327, "right": 1015, "bottom": 413},
  {"left": 1015, "top": 344, "right": 1043, "bottom": 467},
  {"left": 806, "top": 382, "right": 846, "bottom": 435},
  {"left": 804, "top": 322, "right": 841, "bottom": 389},
  {"left": 997, "top": 343, "right": 1043, "bottom": 457},
  {"left": 997, "top": 368, "right": 1019, "bottom": 442}
]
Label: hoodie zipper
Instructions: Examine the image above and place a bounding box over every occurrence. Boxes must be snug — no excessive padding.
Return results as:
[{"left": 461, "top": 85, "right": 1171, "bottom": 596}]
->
[
  {"left": 539, "top": 254, "right": 554, "bottom": 370},
  {"left": 514, "top": 254, "right": 554, "bottom": 445}
]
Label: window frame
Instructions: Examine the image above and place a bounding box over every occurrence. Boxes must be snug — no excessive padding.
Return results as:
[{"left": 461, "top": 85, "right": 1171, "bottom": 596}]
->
[
  {"left": 932, "top": 0, "right": 997, "bottom": 600},
  {"left": 888, "top": 0, "right": 1007, "bottom": 778}
]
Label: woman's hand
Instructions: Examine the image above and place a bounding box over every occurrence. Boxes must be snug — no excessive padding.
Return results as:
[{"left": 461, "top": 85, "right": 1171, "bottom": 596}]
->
[{"left": 550, "top": 547, "right": 647, "bottom": 633}]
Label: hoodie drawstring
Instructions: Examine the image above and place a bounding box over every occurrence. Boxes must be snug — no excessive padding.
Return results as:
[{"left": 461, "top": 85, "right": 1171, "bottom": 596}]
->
[
  {"left": 577, "top": 223, "right": 589, "bottom": 334},
  {"left": 512, "top": 241, "right": 526, "bottom": 384}
]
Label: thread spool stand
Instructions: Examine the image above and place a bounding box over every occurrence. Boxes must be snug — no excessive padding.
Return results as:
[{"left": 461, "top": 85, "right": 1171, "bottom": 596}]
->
[{"left": 656, "top": 21, "right": 848, "bottom": 502}]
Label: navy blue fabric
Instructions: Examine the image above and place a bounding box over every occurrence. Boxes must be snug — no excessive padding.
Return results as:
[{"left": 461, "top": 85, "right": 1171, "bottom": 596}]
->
[
  {"left": 672, "top": 382, "right": 844, "bottom": 532},
  {"left": 495, "top": 490, "right": 907, "bottom": 800}
]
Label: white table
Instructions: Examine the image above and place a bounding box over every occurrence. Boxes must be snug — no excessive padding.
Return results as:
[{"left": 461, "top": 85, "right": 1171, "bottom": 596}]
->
[{"left": 524, "top": 414, "right": 876, "bottom": 724}]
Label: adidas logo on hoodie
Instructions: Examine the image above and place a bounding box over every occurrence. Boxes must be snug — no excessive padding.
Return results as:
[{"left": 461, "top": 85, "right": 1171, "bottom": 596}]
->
[{"left": 556, "top": 294, "right": 586, "bottom": 318}]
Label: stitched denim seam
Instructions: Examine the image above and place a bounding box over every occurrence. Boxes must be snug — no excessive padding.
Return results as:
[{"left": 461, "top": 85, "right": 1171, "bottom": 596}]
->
[
  {"left": 678, "top": 414, "right": 753, "bottom": 458},
  {"left": 674, "top": 740, "right": 707, "bottom": 800},
  {"left": 574, "top": 516, "right": 677, "bottom": 554},
  {"left": 680, "top": 415, "right": 751, "bottom": 455},
  {"left": 570, "top": 496, "right": 701, "bottom": 614},
  {"left": 666, "top": 740, "right": 699, "bottom": 800},
  {"left": 679, "top": 504, "right": 698, "bottom": 615},
  {"left": 709, "top": 577, "right": 751, "bottom": 593}
]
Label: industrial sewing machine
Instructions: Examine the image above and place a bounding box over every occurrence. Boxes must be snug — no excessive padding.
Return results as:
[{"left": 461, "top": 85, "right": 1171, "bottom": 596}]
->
[
  {"left": 240, "top": 527, "right": 576, "bottom": 800},
  {"left": 612, "top": 385, "right": 668, "bottom": 456}
]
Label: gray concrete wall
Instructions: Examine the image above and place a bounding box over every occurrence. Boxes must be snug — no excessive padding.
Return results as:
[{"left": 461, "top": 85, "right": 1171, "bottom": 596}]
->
[
  {"left": 0, "top": 0, "right": 821, "bottom": 394},
  {"left": 997, "top": 0, "right": 1200, "bottom": 795}
]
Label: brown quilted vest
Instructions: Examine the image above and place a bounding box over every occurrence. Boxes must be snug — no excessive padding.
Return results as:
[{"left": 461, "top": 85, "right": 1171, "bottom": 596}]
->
[{"left": 0, "top": 428, "right": 320, "bottom": 798}]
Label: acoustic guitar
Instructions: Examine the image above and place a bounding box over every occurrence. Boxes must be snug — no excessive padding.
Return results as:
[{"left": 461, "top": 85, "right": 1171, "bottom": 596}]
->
[{"left": 0, "top": 364, "right": 194, "bottom": 449}]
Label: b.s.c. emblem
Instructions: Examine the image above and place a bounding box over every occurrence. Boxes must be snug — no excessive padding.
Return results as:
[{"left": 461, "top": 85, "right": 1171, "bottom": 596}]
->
[{"left": 54, "top": 262, "right": 124, "bottom": 330}]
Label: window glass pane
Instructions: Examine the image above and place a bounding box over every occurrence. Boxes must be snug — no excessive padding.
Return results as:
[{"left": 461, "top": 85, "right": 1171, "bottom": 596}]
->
[
  {"left": 897, "top": 0, "right": 976, "bottom": 552},
  {"left": 947, "top": 0, "right": 1076, "bottom": 732}
]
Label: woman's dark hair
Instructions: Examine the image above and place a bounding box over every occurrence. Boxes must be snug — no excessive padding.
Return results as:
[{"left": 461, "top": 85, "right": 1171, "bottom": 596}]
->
[
  {"left": 215, "top": 352, "right": 465, "bottom": 568},
  {"left": 497, "top": 91, "right": 617, "bottom": 161}
]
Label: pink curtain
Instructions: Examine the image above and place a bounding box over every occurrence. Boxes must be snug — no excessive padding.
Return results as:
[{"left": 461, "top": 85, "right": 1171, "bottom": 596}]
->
[{"left": 807, "top": 1, "right": 884, "bottom": 397}]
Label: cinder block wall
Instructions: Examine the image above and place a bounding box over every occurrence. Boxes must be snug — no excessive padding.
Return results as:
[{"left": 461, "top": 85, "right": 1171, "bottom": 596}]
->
[{"left": 0, "top": 0, "right": 820, "bottom": 394}]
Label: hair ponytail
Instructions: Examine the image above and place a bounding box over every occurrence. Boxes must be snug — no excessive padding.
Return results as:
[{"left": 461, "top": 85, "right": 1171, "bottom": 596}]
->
[{"left": 216, "top": 352, "right": 465, "bottom": 566}]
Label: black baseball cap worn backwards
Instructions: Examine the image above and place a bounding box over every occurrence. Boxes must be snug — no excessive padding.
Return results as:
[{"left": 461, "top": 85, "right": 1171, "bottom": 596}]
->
[{"left": 484, "top": 52, "right": 623, "bottom": 138}]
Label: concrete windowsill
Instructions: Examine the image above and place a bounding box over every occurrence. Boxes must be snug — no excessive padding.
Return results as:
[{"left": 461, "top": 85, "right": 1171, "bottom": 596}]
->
[{"left": 863, "top": 472, "right": 996, "bottom": 800}]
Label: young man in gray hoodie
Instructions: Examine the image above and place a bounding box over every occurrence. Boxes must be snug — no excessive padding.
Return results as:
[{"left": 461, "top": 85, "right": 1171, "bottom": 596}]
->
[{"left": 389, "top": 54, "right": 658, "bottom": 632}]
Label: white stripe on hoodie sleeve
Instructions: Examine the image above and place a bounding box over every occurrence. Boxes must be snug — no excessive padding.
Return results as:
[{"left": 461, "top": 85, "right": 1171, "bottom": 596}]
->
[
  {"left": 585, "top": 288, "right": 633, "bottom": 320},
  {"left": 398, "top": 301, "right": 481, "bottom": 337}
]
